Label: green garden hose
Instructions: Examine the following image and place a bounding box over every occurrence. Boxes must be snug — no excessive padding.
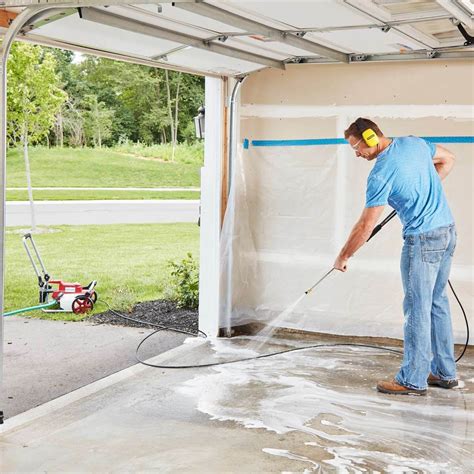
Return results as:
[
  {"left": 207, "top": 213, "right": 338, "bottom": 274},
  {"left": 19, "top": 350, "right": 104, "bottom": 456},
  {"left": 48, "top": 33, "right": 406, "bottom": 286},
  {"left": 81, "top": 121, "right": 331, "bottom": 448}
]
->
[{"left": 3, "top": 300, "right": 58, "bottom": 317}]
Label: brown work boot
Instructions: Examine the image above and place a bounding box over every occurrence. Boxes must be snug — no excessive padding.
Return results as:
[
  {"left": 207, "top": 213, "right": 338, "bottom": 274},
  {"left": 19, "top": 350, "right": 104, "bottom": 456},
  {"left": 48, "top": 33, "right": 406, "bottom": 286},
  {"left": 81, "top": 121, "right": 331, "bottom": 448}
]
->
[
  {"left": 377, "top": 379, "right": 426, "bottom": 396},
  {"left": 427, "top": 373, "right": 458, "bottom": 389}
]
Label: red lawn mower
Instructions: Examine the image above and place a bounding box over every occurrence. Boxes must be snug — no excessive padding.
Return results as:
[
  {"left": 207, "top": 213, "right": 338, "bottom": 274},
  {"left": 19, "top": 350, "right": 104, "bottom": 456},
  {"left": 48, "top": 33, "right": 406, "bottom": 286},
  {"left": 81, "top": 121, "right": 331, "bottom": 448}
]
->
[{"left": 22, "top": 233, "right": 97, "bottom": 314}]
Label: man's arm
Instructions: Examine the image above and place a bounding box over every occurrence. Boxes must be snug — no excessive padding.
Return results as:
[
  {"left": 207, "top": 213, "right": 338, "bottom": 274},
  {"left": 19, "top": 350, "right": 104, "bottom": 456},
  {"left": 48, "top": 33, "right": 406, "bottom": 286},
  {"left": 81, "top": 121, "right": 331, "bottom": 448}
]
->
[
  {"left": 334, "top": 205, "right": 385, "bottom": 272},
  {"left": 432, "top": 145, "right": 455, "bottom": 180}
]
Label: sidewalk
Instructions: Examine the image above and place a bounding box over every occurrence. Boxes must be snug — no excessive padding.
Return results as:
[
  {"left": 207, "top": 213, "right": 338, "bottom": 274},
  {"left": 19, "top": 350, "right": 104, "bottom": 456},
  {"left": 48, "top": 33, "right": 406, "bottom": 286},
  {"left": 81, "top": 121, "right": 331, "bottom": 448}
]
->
[
  {"left": 7, "top": 187, "right": 200, "bottom": 191},
  {"left": 6, "top": 200, "right": 200, "bottom": 226}
]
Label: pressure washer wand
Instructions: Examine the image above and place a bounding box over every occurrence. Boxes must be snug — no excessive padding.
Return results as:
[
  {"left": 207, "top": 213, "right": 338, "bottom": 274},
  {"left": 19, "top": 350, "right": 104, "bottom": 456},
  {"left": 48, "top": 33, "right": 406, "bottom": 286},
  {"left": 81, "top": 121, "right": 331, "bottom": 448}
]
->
[
  {"left": 303, "top": 209, "right": 469, "bottom": 361},
  {"left": 305, "top": 210, "right": 397, "bottom": 295},
  {"left": 305, "top": 268, "right": 335, "bottom": 295}
]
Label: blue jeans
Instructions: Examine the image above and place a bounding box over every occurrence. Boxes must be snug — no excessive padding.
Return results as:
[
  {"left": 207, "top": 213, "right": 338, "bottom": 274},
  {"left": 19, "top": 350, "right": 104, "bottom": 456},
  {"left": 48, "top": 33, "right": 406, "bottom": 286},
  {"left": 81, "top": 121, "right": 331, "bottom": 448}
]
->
[{"left": 396, "top": 225, "right": 457, "bottom": 390}]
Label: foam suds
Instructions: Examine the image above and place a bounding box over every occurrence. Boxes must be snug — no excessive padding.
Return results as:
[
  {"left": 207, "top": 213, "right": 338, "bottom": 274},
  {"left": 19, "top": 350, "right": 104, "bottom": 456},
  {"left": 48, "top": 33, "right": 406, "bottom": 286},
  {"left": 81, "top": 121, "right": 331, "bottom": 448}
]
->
[
  {"left": 324, "top": 447, "right": 452, "bottom": 473},
  {"left": 176, "top": 339, "right": 472, "bottom": 472},
  {"left": 210, "top": 338, "right": 259, "bottom": 358}
]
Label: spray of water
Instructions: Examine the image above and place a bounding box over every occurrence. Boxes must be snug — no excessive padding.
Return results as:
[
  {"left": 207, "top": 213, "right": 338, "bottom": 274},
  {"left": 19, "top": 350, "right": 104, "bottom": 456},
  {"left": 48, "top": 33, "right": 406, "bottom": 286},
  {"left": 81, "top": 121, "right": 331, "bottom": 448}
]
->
[
  {"left": 248, "top": 268, "right": 335, "bottom": 353},
  {"left": 249, "top": 292, "right": 307, "bottom": 353}
]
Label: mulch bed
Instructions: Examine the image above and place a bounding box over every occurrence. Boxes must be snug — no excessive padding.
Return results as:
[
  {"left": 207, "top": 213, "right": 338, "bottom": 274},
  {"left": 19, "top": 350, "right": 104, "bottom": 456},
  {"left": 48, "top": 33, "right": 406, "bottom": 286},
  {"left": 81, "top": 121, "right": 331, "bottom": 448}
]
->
[{"left": 88, "top": 299, "right": 199, "bottom": 335}]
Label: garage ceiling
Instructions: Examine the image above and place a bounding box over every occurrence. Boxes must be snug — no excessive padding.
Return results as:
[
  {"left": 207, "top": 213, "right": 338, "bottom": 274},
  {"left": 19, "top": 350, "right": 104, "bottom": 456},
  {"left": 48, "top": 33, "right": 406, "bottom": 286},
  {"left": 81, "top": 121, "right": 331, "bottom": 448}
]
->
[{"left": 1, "top": 0, "right": 473, "bottom": 76}]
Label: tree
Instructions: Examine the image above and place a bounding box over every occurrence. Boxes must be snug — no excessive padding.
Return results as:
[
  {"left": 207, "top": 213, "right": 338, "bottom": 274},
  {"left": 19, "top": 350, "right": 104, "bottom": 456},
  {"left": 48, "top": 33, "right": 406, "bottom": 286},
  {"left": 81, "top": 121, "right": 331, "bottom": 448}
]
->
[
  {"left": 47, "top": 48, "right": 75, "bottom": 147},
  {"left": 71, "top": 57, "right": 142, "bottom": 144},
  {"left": 8, "top": 43, "right": 67, "bottom": 146},
  {"left": 8, "top": 48, "right": 205, "bottom": 152},
  {"left": 7, "top": 43, "right": 67, "bottom": 230},
  {"left": 82, "top": 94, "right": 114, "bottom": 147},
  {"left": 68, "top": 57, "right": 204, "bottom": 146},
  {"left": 62, "top": 98, "right": 86, "bottom": 147},
  {"left": 165, "top": 70, "right": 183, "bottom": 161}
]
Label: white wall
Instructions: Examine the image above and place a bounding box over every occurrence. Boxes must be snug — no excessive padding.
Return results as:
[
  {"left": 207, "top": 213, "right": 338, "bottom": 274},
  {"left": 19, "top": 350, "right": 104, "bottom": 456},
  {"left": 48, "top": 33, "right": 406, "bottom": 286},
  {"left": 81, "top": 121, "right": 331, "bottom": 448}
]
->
[{"left": 223, "top": 60, "right": 473, "bottom": 342}]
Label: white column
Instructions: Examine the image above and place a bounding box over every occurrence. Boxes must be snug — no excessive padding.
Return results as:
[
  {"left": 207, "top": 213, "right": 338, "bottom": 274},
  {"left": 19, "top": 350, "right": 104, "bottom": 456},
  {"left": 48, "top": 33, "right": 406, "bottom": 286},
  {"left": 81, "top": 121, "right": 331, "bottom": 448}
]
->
[{"left": 198, "top": 77, "right": 225, "bottom": 337}]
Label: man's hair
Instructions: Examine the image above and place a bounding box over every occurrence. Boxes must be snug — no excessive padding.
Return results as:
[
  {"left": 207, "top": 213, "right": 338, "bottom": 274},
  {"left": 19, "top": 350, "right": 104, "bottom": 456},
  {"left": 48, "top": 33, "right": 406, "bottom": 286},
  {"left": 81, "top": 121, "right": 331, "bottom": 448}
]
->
[{"left": 344, "top": 118, "right": 383, "bottom": 140}]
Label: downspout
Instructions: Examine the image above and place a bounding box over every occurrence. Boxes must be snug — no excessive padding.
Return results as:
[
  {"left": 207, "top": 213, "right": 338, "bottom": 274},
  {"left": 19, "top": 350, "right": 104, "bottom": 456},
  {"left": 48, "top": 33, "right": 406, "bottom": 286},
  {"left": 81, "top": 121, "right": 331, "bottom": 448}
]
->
[
  {"left": 227, "top": 76, "right": 247, "bottom": 196},
  {"left": 0, "top": 5, "right": 52, "bottom": 423},
  {"left": 223, "top": 75, "right": 247, "bottom": 337}
]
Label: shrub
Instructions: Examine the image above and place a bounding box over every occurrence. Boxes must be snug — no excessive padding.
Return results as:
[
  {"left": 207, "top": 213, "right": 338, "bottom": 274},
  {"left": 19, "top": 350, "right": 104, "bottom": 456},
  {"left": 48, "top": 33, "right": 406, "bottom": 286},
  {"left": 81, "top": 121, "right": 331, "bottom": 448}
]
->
[{"left": 167, "top": 253, "right": 199, "bottom": 309}]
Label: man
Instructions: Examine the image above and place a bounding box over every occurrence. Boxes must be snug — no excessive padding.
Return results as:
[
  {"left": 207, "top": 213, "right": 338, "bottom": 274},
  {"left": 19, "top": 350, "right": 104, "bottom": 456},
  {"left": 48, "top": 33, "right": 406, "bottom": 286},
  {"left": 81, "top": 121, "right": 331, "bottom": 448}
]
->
[{"left": 334, "top": 117, "right": 457, "bottom": 396}]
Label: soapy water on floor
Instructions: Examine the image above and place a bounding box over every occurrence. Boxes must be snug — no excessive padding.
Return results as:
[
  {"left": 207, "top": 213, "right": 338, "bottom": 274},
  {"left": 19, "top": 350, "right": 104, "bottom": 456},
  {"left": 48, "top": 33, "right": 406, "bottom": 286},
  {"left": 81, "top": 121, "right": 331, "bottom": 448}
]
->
[{"left": 175, "top": 336, "right": 472, "bottom": 472}]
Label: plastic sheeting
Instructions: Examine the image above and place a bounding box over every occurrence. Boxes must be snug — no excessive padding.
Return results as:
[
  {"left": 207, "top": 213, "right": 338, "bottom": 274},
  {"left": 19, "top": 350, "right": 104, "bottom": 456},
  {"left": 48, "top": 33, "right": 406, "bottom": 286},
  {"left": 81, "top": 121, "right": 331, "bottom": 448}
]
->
[{"left": 219, "top": 141, "right": 473, "bottom": 343}]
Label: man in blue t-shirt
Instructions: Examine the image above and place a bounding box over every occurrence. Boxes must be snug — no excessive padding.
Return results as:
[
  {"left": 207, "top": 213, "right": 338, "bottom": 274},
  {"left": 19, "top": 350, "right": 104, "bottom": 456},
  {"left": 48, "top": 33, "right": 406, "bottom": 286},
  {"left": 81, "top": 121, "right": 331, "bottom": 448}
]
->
[{"left": 334, "top": 117, "right": 457, "bottom": 396}]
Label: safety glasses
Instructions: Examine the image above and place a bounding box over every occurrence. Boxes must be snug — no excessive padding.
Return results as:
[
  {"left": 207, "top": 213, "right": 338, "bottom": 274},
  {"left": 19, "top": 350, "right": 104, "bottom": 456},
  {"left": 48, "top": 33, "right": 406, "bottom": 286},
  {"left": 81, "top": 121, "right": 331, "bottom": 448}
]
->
[{"left": 350, "top": 137, "right": 363, "bottom": 150}]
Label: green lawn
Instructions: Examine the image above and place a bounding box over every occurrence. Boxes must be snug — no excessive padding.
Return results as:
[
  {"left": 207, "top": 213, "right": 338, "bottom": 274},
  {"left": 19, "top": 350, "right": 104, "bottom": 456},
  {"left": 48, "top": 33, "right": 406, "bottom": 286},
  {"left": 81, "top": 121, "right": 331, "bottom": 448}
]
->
[
  {"left": 6, "top": 190, "right": 200, "bottom": 201},
  {"left": 4, "top": 223, "right": 200, "bottom": 321},
  {"left": 7, "top": 145, "right": 202, "bottom": 190}
]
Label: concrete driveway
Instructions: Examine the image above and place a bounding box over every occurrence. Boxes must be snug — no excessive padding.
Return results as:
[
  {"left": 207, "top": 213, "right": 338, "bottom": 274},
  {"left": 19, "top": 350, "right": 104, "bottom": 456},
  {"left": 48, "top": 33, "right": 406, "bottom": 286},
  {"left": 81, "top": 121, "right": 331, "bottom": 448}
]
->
[
  {"left": 6, "top": 200, "right": 200, "bottom": 226},
  {"left": 1, "top": 334, "right": 472, "bottom": 472},
  {"left": 1, "top": 316, "right": 187, "bottom": 419}
]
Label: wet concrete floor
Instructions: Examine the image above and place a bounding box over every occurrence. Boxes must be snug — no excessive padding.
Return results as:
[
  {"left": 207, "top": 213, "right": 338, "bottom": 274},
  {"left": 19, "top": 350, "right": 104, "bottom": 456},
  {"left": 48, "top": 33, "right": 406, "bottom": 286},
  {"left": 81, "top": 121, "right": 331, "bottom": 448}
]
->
[{"left": 1, "top": 335, "right": 472, "bottom": 472}]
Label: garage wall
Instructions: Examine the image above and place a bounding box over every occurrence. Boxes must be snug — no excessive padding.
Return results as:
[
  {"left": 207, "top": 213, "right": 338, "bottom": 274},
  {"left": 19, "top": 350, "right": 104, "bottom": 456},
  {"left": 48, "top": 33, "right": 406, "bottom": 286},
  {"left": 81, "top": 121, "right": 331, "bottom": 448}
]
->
[{"left": 222, "top": 60, "right": 473, "bottom": 342}]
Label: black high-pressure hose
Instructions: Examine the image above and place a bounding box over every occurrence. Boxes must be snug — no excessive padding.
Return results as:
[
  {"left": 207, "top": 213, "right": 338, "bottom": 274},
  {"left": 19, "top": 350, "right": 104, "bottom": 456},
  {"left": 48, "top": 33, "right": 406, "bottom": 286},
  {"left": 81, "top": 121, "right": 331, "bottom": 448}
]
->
[
  {"left": 98, "top": 300, "right": 405, "bottom": 368},
  {"left": 99, "top": 211, "right": 469, "bottom": 368},
  {"left": 366, "top": 209, "right": 398, "bottom": 242}
]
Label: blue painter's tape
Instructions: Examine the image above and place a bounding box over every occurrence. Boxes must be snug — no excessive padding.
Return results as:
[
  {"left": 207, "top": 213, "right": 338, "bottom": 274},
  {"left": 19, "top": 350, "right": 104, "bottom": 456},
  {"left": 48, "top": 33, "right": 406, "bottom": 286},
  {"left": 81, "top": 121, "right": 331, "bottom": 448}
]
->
[
  {"left": 421, "top": 136, "right": 474, "bottom": 144},
  {"left": 250, "top": 136, "right": 474, "bottom": 147},
  {"left": 252, "top": 138, "right": 346, "bottom": 147},
  {"left": 243, "top": 138, "right": 249, "bottom": 149}
]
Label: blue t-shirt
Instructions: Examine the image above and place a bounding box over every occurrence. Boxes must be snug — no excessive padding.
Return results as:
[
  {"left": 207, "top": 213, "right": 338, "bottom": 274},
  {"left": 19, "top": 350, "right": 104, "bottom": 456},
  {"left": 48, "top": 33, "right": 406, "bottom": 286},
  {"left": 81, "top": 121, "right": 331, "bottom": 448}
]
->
[{"left": 365, "top": 136, "right": 454, "bottom": 236}]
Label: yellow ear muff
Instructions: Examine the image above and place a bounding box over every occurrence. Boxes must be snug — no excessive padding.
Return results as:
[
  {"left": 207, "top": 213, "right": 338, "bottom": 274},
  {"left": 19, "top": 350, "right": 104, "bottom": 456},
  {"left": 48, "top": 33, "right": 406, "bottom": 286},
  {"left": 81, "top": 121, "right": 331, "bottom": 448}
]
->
[{"left": 362, "top": 128, "right": 380, "bottom": 147}]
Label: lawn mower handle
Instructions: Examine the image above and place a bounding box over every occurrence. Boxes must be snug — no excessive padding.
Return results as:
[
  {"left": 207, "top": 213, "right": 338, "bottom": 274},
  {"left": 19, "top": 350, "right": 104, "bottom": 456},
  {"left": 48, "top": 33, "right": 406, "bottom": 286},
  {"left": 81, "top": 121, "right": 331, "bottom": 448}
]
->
[{"left": 22, "top": 233, "right": 50, "bottom": 283}]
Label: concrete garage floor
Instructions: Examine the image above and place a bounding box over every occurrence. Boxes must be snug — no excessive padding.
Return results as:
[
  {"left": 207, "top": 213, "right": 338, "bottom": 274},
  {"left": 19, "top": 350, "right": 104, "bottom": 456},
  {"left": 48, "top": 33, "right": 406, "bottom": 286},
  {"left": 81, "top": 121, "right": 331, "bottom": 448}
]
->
[{"left": 1, "top": 335, "right": 473, "bottom": 473}]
